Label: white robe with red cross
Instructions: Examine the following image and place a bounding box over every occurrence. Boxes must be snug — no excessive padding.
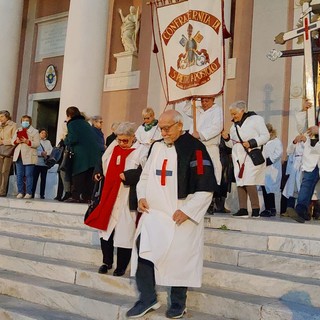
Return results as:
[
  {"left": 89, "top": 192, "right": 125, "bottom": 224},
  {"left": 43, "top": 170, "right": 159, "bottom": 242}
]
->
[{"left": 131, "top": 141, "right": 212, "bottom": 287}]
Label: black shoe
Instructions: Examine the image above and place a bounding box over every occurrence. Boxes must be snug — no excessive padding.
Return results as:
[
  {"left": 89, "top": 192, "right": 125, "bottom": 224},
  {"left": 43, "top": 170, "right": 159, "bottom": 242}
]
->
[
  {"left": 113, "top": 268, "right": 125, "bottom": 277},
  {"left": 260, "top": 209, "right": 276, "bottom": 217},
  {"left": 233, "top": 208, "right": 248, "bottom": 217},
  {"left": 207, "top": 205, "right": 215, "bottom": 215},
  {"left": 165, "top": 304, "right": 187, "bottom": 319},
  {"left": 286, "top": 207, "right": 305, "bottom": 223},
  {"left": 64, "top": 198, "right": 80, "bottom": 203},
  {"left": 126, "top": 300, "right": 161, "bottom": 318},
  {"left": 40, "top": 196, "right": 45, "bottom": 199},
  {"left": 54, "top": 196, "right": 62, "bottom": 201},
  {"left": 61, "top": 192, "right": 72, "bottom": 201},
  {"left": 251, "top": 208, "right": 260, "bottom": 218},
  {"left": 98, "top": 264, "right": 112, "bottom": 274}
]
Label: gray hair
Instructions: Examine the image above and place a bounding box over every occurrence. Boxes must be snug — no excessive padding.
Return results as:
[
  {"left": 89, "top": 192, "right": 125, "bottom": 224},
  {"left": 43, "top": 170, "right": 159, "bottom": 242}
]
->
[
  {"left": 91, "top": 115, "right": 102, "bottom": 122},
  {"left": 229, "top": 100, "right": 247, "bottom": 111},
  {"left": 114, "top": 122, "right": 136, "bottom": 136},
  {"left": 0, "top": 110, "right": 11, "bottom": 120},
  {"left": 111, "top": 122, "right": 120, "bottom": 131}
]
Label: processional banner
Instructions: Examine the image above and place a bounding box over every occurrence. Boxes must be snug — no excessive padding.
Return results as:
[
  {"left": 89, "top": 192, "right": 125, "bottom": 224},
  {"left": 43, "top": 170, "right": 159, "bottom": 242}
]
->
[{"left": 154, "top": 0, "right": 225, "bottom": 103}]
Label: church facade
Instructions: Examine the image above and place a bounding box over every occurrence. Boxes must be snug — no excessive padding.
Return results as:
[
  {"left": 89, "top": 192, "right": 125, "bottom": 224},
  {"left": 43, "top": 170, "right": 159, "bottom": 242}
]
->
[{"left": 1, "top": 0, "right": 319, "bottom": 151}]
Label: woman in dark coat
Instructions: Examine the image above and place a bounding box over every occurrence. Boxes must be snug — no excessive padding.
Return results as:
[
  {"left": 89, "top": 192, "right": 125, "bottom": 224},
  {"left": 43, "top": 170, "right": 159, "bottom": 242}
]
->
[{"left": 64, "top": 106, "right": 100, "bottom": 203}]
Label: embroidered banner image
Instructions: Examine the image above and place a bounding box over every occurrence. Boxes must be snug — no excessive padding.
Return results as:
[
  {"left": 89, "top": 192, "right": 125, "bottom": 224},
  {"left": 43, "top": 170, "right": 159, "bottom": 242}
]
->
[{"left": 155, "top": 0, "right": 225, "bottom": 103}]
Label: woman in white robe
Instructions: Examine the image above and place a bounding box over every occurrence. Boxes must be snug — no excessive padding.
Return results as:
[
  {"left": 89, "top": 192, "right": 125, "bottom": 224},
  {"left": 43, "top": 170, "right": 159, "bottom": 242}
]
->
[{"left": 222, "top": 100, "right": 269, "bottom": 217}]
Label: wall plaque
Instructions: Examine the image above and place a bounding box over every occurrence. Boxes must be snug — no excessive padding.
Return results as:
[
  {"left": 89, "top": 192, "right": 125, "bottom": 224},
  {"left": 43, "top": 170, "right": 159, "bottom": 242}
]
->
[{"left": 35, "top": 18, "right": 67, "bottom": 62}]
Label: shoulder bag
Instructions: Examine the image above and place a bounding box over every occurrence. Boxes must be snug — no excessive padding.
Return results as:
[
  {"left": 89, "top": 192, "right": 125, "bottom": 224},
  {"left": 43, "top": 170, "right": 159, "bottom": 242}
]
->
[
  {"left": 235, "top": 125, "right": 265, "bottom": 166},
  {"left": 59, "top": 145, "right": 74, "bottom": 172}
]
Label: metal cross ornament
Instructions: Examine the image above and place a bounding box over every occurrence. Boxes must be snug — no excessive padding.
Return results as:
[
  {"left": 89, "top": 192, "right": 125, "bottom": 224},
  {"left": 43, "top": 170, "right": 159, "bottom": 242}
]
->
[{"left": 273, "top": 0, "right": 320, "bottom": 127}]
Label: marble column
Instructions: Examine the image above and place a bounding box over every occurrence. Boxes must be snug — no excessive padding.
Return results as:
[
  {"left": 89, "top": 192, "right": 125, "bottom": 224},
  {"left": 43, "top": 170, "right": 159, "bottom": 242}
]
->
[
  {"left": 57, "top": 0, "right": 109, "bottom": 141},
  {"left": 0, "top": 0, "right": 24, "bottom": 113}
]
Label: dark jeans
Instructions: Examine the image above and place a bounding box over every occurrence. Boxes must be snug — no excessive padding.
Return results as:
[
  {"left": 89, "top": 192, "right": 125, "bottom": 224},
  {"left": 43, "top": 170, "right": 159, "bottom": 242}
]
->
[
  {"left": 135, "top": 236, "right": 187, "bottom": 308},
  {"left": 296, "top": 166, "right": 319, "bottom": 219},
  {"left": 261, "top": 186, "right": 275, "bottom": 210},
  {"left": 32, "top": 165, "right": 48, "bottom": 198},
  {"left": 100, "top": 231, "right": 131, "bottom": 271}
]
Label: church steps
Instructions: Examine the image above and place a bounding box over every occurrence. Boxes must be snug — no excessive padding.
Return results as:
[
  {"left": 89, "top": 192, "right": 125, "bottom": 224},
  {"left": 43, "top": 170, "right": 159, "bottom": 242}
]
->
[
  {"left": 0, "top": 206, "right": 84, "bottom": 227},
  {"left": 0, "top": 232, "right": 101, "bottom": 266},
  {"left": 204, "top": 214, "right": 320, "bottom": 239},
  {"left": 1, "top": 198, "right": 320, "bottom": 319},
  {"left": 0, "top": 269, "right": 230, "bottom": 320},
  {"left": 0, "top": 295, "right": 93, "bottom": 320},
  {"left": 204, "top": 244, "right": 320, "bottom": 280},
  {"left": 2, "top": 244, "right": 320, "bottom": 309},
  {"left": 204, "top": 227, "right": 320, "bottom": 257},
  {"left": 0, "top": 218, "right": 95, "bottom": 244},
  {"left": 1, "top": 268, "right": 320, "bottom": 320},
  {"left": 203, "top": 261, "right": 320, "bottom": 307},
  {"left": 0, "top": 198, "right": 86, "bottom": 215}
]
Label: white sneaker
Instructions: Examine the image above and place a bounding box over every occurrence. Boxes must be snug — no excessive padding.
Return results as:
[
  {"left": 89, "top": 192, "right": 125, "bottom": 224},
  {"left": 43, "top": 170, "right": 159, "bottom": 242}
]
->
[
  {"left": 16, "top": 193, "right": 24, "bottom": 199},
  {"left": 24, "top": 194, "right": 32, "bottom": 199}
]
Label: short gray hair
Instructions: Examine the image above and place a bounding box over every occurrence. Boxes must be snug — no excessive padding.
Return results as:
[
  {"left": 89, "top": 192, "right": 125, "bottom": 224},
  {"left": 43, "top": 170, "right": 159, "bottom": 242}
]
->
[
  {"left": 229, "top": 100, "right": 247, "bottom": 111},
  {"left": 114, "top": 122, "right": 136, "bottom": 136},
  {"left": 91, "top": 115, "right": 102, "bottom": 122}
]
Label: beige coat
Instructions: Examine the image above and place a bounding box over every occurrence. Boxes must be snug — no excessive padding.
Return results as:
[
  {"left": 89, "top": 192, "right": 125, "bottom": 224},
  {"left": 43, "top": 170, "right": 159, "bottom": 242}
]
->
[
  {"left": 0, "top": 120, "right": 17, "bottom": 146},
  {"left": 12, "top": 126, "right": 40, "bottom": 165}
]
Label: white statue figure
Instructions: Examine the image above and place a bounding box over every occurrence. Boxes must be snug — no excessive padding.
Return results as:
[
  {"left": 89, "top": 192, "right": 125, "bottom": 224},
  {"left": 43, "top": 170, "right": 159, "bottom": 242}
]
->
[{"left": 118, "top": 6, "right": 140, "bottom": 53}]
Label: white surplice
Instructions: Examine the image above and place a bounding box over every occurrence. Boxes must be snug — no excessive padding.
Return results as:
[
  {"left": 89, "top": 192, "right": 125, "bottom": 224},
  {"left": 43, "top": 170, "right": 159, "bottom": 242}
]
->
[{"left": 131, "top": 141, "right": 212, "bottom": 287}]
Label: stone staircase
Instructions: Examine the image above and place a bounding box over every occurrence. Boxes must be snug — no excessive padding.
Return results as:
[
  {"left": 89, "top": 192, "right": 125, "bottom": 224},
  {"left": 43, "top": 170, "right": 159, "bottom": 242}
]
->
[{"left": 0, "top": 198, "right": 320, "bottom": 320}]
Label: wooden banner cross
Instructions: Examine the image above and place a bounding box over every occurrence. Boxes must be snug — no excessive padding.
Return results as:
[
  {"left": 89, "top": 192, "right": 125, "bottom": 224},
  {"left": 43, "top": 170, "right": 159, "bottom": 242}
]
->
[{"left": 272, "top": 0, "right": 320, "bottom": 127}]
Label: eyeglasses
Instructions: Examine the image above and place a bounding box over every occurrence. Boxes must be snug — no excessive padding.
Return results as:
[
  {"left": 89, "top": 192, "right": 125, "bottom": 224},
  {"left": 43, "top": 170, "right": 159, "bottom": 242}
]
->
[
  {"left": 117, "top": 138, "right": 129, "bottom": 144},
  {"left": 159, "top": 122, "right": 178, "bottom": 133},
  {"left": 144, "top": 117, "right": 150, "bottom": 120}
]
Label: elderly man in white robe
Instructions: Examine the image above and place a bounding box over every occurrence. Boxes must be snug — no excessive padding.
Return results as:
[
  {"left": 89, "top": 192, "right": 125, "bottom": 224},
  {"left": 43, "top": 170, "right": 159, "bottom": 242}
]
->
[{"left": 126, "top": 110, "right": 217, "bottom": 319}]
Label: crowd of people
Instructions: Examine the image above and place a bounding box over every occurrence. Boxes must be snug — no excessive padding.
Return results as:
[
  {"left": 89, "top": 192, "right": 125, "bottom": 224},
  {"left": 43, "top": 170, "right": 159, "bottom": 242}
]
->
[{"left": 0, "top": 96, "right": 319, "bottom": 319}]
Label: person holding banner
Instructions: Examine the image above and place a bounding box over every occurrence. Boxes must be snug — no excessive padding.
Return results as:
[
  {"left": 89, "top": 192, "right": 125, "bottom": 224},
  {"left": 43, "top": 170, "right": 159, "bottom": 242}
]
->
[
  {"left": 127, "top": 110, "right": 216, "bottom": 319},
  {"left": 182, "top": 97, "right": 223, "bottom": 213}
]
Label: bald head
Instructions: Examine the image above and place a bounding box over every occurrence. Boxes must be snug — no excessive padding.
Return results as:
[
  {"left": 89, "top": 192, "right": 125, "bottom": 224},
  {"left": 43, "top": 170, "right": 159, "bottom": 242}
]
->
[{"left": 158, "top": 110, "right": 184, "bottom": 144}]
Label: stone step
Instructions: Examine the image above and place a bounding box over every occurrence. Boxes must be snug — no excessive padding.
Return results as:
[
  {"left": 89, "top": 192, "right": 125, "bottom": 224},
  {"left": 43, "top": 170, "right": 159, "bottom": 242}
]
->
[
  {"left": 0, "top": 218, "right": 96, "bottom": 245},
  {"left": 0, "top": 295, "right": 93, "bottom": 320},
  {"left": 203, "top": 261, "right": 320, "bottom": 307},
  {"left": 0, "top": 271, "right": 320, "bottom": 320},
  {"left": 205, "top": 228, "right": 320, "bottom": 257},
  {"left": 0, "top": 197, "right": 87, "bottom": 215},
  {"left": 0, "top": 270, "right": 231, "bottom": 320},
  {"left": 204, "top": 243, "right": 320, "bottom": 280},
  {"left": 205, "top": 214, "right": 320, "bottom": 239},
  {"left": 0, "top": 231, "right": 101, "bottom": 266},
  {"left": 0, "top": 206, "right": 84, "bottom": 228},
  {"left": 2, "top": 247, "right": 320, "bottom": 315}
]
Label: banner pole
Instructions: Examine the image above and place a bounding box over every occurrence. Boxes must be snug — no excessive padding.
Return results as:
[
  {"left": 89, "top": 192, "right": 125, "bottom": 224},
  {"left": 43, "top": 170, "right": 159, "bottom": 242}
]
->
[{"left": 192, "top": 99, "right": 197, "bottom": 133}]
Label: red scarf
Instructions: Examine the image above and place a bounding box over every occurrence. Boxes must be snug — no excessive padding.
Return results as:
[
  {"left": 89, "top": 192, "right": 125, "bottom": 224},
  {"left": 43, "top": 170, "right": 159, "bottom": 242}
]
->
[{"left": 84, "top": 145, "right": 135, "bottom": 230}]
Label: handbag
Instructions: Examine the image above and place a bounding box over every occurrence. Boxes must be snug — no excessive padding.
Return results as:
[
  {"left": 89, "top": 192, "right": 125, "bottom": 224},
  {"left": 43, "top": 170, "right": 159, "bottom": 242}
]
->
[
  {"left": 235, "top": 125, "right": 265, "bottom": 166},
  {"left": 84, "top": 178, "right": 104, "bottom": 222},
  {"left": 44, "top": 145, "right": 64, "bottom": 168},
  {"left": 247, "top": 148, "right": 265, "bottom": 166},
  {"left": 59, "top": 146, "right": 74, "bottom": 172},
  {"left": 0, "top": 144, "right": 16, "bottom": 157}
]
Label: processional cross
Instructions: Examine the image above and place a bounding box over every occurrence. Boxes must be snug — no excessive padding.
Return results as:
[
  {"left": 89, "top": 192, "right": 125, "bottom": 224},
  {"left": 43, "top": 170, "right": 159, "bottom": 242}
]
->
[{"left": 270, "top": 0, "right": 320, "bottom": 127}]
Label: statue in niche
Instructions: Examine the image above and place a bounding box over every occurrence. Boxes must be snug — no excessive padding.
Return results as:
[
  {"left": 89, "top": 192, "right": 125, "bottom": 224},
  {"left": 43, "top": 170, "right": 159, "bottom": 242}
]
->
[{"left": 118, "top": 6, "right": 140, "bottom": 53}]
